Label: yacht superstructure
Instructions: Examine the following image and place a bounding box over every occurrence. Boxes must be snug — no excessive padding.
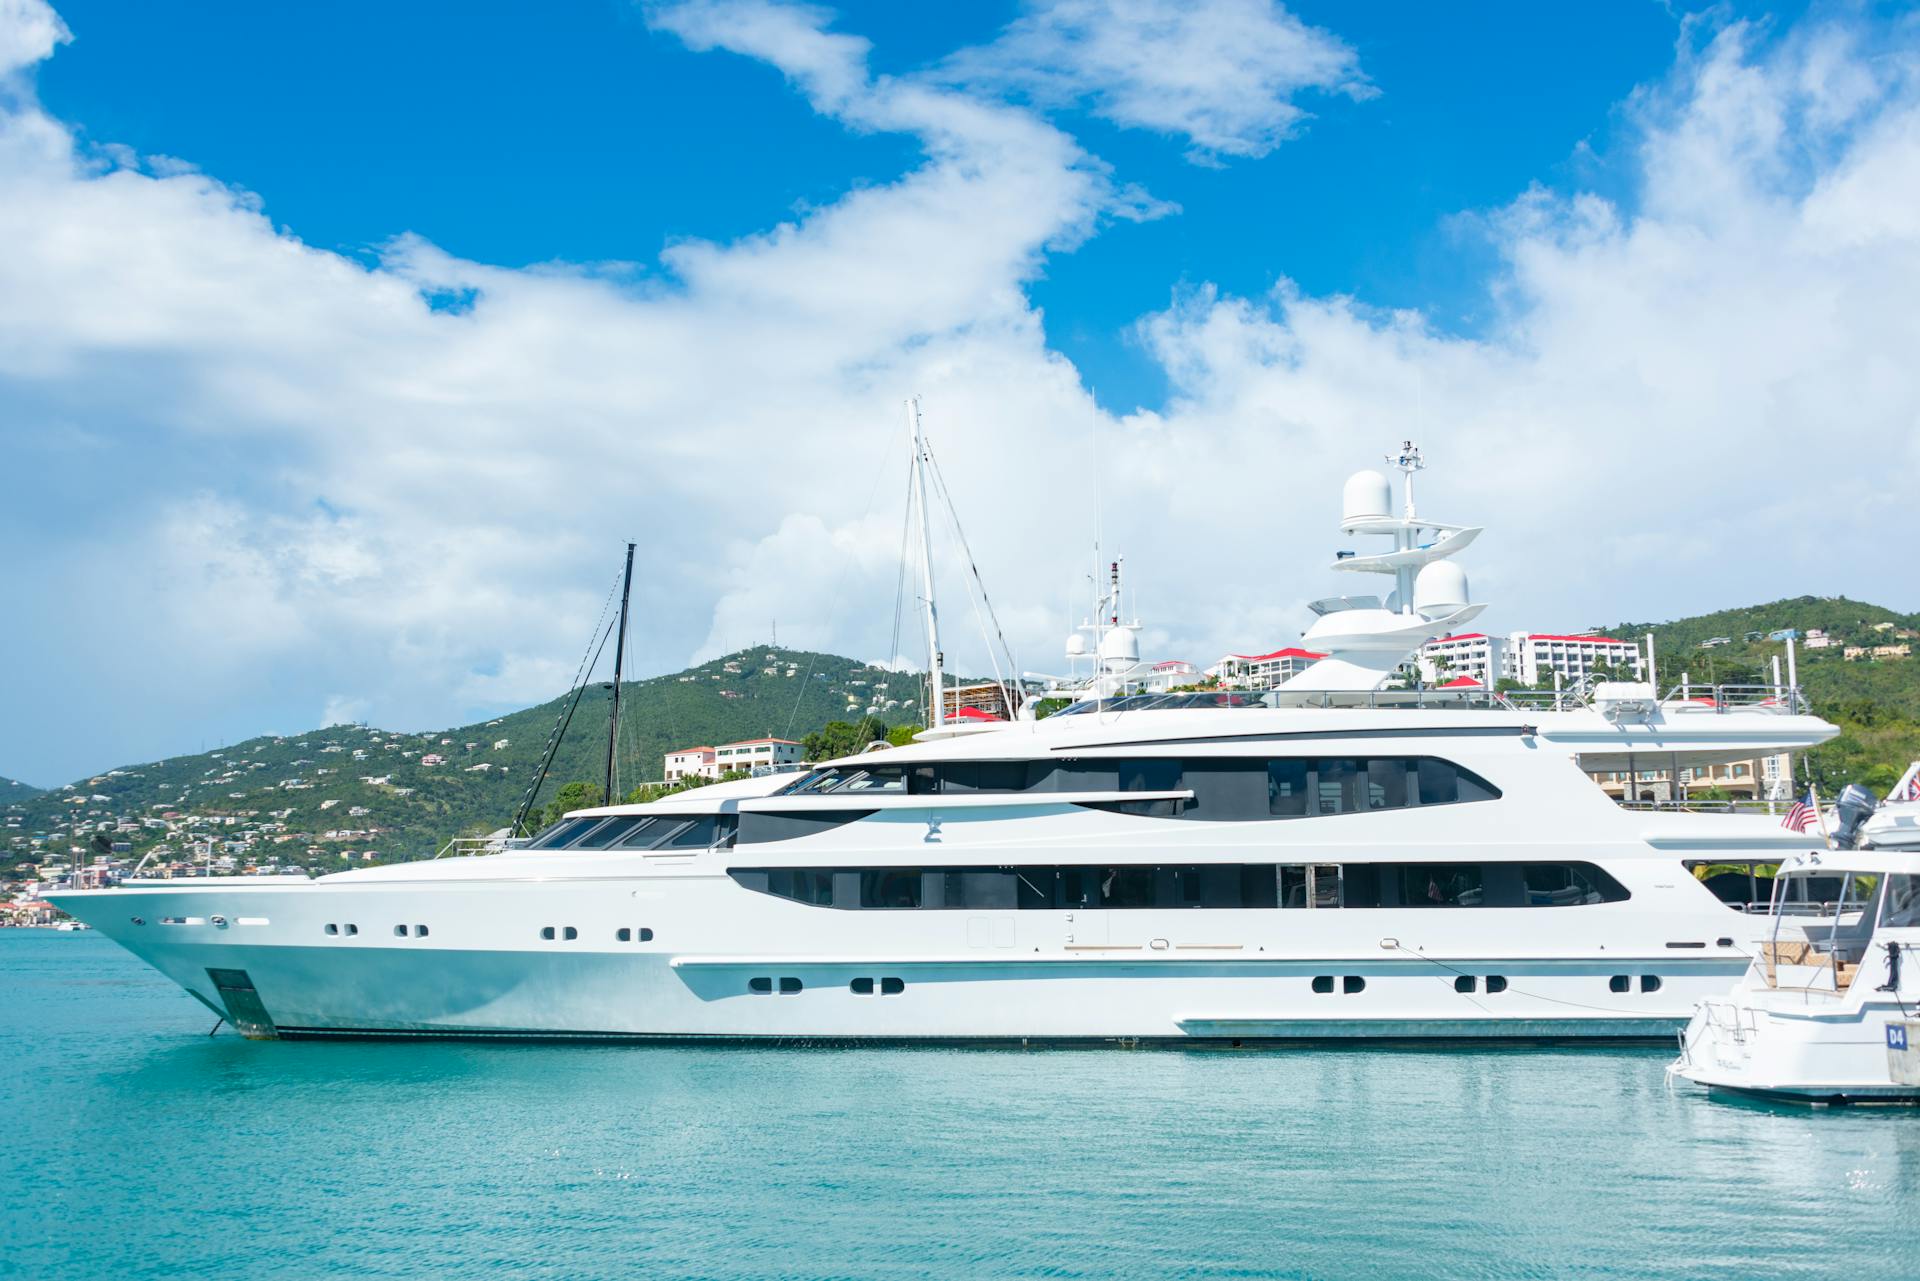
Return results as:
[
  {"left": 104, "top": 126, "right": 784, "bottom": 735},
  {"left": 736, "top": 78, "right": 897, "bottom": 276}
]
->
[{"left": 47, "top": 446, "right": 1844, "bottom": 1044}]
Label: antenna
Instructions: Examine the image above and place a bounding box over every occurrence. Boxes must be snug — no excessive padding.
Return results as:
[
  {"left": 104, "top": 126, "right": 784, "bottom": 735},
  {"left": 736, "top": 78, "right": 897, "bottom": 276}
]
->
[{"left": 1386, "top": 440, "right": 1424, "bottom": 521}]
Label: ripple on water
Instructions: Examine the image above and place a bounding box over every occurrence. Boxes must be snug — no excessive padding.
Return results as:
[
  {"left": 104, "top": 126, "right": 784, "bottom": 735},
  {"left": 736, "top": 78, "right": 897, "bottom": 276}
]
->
[{"left": 2, "top": 933, "right": 1917, "bottom": 1281}]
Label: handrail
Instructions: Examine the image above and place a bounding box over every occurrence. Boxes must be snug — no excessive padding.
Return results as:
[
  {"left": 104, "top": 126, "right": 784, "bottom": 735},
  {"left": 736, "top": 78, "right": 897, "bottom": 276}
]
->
[
  {"left": 1618, "top": 799, "right": 1791, "bottom": 815},
  {"left": 433, "top": 835, "right": 525, "bottom": 860}
]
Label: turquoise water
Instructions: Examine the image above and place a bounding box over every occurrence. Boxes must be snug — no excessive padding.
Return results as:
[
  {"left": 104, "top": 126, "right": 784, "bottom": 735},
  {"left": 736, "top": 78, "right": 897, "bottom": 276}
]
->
[{"left": 3, "top": 933, "right": 1917, "bottom": 1280}]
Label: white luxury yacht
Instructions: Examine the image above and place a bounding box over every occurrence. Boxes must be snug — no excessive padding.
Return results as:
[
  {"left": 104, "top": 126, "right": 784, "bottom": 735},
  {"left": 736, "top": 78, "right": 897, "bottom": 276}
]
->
[{"left": 48, "top": 445, "right": 1843, "bottom": 1043}]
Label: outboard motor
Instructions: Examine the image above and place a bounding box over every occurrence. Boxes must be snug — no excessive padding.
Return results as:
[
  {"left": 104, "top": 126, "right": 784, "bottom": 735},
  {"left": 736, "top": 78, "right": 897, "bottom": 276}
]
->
[{"left": 1832, "top": 783, "right": 1879, "bottom": 850}]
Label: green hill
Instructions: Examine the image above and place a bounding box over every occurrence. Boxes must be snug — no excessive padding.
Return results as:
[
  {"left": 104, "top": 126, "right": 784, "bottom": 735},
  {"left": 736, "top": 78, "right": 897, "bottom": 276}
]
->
[
  {"left": 7, "top": 647, "right": 918, "bottom": 869},
  {"left": 14, "top": 599, "right": 1920, "bottom": 874},
  {"left": 1601, "top": 596, "right": 1920, "bottom": 793},
  {"left": 0, "top": 776, "right": 41, "bottom": 802}
]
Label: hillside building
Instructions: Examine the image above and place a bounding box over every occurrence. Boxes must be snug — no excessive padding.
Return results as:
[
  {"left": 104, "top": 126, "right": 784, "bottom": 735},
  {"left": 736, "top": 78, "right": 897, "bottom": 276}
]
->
[
  {"left": 942, "top": 683, "right": 1016, "bottom": 721},
  {"left": 664, "top": 737, "right": 803, "bottom": 783},
  {"left": 663, "top": 746, "right": 716, "bottom": 783}
]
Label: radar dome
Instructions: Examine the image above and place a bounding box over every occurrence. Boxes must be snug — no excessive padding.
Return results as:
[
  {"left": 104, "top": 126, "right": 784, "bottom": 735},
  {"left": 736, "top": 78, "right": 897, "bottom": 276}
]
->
[
  {"left": 1413, "top": 561, "right": 1469, "bottom": 617},
  {"left": 1342, "top": 470, "right": 1392, "bottom": 524},
  {"left": 1065, "top": 633, "right": 1088, "bottom": 657},
  {"left": 1097, "top": 625, "right": 1140, "bottom": 666}
]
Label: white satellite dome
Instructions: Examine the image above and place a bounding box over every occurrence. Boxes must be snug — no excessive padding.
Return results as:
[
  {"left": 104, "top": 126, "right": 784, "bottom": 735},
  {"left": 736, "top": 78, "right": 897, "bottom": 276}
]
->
[
  {"left": 1097, "top": 625, "right": 1140, "bottom": 666},
  {"left": 1413, "top": 561, "right": 1470, "bottom": 617},
  {"left": 1342, "top": 470, "right": 1392, "bottom": 524},
  {"left": 1065, "top": 633, "right": 1089, "bottom": 658}
]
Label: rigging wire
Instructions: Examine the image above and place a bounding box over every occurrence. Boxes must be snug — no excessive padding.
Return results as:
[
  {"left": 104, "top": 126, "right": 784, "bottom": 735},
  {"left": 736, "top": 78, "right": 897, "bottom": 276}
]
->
[
  {"left": 923, "top": 439, "right": 1018, "bottom": 713},
  {"left": 511, "top": 612, "right": 618, "bottom": 835},
  {"left": 507, "top": 571, "right": 623, "bottom": 835}
]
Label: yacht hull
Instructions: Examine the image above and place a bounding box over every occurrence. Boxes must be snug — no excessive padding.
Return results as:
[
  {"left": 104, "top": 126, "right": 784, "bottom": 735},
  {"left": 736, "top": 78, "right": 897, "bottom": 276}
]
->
[{"left": 50, "top": 879, "right": 1748, "bottom": 1044}]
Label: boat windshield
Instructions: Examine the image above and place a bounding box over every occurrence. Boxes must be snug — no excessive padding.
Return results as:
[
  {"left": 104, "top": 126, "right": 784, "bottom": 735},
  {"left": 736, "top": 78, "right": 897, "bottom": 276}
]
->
[
  {"left": 1044, "top": 688, "right": 1506, "bottom": 715},
  {"left": 1769, "top": 870, "right": 1882, "bottom": 921},
  {"left": 1881, "top": 874, "right": 1920, "bottom": 928},
  {"left": 524, "top": 814, "right": 737, "bottom": 852},
  {"left": 1049, "top": 692, "right": 1269, "bottom": 716},
  {"left": 782, "top": 766, "right": 907, "bottom": 795}
]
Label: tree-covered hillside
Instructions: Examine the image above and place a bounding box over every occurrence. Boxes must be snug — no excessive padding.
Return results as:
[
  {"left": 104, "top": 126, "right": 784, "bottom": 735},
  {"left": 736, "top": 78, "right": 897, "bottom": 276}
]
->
[
  {"left": 1602, "top": 596, "right": 1920, "bottom": 793},
  {"left": 8, "top": 648, "right": 919, "bottom": 867},
  {"left": 0, "top": 776, "right": 41, "bottom": 800}
]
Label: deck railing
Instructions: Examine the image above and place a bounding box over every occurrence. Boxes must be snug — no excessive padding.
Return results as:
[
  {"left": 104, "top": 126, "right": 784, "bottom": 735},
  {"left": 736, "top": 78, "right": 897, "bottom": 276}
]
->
[
  {"left": 433, "top": 835, "right": 528, "bottom": 860},
  {"left": 1616, "top": 799, "right": 1787, "bottom": 816}
]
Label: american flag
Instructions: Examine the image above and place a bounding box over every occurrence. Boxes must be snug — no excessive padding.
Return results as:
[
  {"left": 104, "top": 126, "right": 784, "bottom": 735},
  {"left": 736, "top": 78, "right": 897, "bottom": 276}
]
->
[
  {"left": 1781, "top": 793, "right": 1818, "bottom": 833},
  {"left": 1903, "top": 774, "right": 1920, "bottom": 802}
]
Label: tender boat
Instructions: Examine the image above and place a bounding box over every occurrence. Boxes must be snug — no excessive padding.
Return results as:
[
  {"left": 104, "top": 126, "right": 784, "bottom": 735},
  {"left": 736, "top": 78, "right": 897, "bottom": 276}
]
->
[
  {"left": 1669, "top": 838, "right": 1920, "bottom": 1104},
  {"left": 1858, "top": 762, "right": 1920, "bottom": 850}
]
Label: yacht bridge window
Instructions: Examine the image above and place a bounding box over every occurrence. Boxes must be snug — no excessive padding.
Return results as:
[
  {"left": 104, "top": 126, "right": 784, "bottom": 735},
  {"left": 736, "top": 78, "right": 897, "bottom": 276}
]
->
[
  {"left": 1682, "top": 860, "right": 1876, "bottom": 916},
  {"left": 525, "top": 814, "right": 738, "bottom": 852},
  {"left": 778, "top": 755, "right": 1499, "bottom": 821},
  {"left": 729, "top": 861, "right": 1627, "bottom": 910}
]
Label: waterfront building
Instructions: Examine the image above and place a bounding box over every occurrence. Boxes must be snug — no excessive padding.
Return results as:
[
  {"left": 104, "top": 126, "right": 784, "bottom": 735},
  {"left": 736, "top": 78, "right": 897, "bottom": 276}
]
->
[
  {"left": 1418, "top": 631, "right": 1643, "bottom": 687},
  {"left": 1206, "top": 648, "right": 1328, "bottom": 689},
  {"left": 666, "top": 738, "right": 804, "bottom": 783}
]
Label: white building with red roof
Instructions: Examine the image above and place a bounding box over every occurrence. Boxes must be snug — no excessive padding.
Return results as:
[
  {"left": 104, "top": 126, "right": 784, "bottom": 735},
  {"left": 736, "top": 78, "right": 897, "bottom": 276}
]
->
[
  {"left": 663, "top": 746, "right": 716, "bottom": 783},
  {"left": 1206, "top": 647, "right": 1329, "bottom": 690},
  {"left": 1418, "top": 632, "right": 1644, "bottom": 687}
]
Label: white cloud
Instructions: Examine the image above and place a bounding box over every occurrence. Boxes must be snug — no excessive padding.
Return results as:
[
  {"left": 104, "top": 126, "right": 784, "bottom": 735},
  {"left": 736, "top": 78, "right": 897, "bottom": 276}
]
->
[
  {"left": 941, "top": 0, "right": 1368, "bottom": 162},
  {"left": 0, "top": 0, "right": 64, "bottom": 78},
  {"left": 1116, "top": 20, "right": 1920, "bottom": 646},
  {"left": 0, "top": 1, "right": 1916, "bottom": 783}
]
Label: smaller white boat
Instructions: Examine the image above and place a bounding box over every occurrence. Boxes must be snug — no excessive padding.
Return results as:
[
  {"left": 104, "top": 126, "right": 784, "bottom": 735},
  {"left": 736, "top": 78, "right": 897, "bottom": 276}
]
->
[
  {"left": 1670, "top": 844, "right": 1920, "bottom": 1104},
  {"left": 50, "top": 919, "right": 90, "bottom": 932},
  {"left": 1858, "top": 761, "right": 1920, "bottom": 850}
]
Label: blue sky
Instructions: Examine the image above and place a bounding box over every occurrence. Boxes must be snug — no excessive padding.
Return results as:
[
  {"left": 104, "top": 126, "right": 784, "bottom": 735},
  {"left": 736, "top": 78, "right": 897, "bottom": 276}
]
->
[
  {"left": 36, "top": 0, "right": 1754, "bottom": 411},
  {"left": 2, "top": 0, "right": 1916, "bottom": 785}
]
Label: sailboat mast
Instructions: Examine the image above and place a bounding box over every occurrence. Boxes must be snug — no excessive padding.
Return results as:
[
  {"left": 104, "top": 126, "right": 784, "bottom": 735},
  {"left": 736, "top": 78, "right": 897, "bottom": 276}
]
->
[
  {"left": 907, "top": 398, "right": 945, "bottom": 728},
  {"left": 605, "top": 541, "right": 636, "bottom": 802}
]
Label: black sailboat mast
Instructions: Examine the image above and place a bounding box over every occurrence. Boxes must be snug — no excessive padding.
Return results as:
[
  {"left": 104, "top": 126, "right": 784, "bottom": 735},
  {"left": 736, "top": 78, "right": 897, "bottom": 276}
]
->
[{"left": 605, "top": 541, "right": 636, "bottom": 804}]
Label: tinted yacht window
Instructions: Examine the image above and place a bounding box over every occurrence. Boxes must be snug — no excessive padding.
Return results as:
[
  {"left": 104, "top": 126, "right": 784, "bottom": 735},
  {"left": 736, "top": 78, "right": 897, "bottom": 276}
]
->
[
  {"left": 1399, "top": 864, "right": 1485, "bottom": 907},
  {"left": 732, "top": 860, "right": 1621, "bottom": 910},
  {"left": 1268, "top": 760, "right": 1310, "bottom": 816},
  {"left": 572, "top": 816, "right": 648, "bottom": 850},
  {"left": 527, "top": 817, "right": 606, "bottom": 849}
]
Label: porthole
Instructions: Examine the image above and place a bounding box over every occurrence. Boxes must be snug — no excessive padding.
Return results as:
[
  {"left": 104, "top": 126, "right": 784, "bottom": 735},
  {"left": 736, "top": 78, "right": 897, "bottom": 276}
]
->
[
  {"left": 563, "top": 926, "right": 578, "bottom": 941},
  {"left": 1311, "top": 976, "right": 1335, "bottom": 994},
  {"left": 1609, "top": 975, "right": 1631, "bottom": 993},
  {"left": 749, "top": 977, "right": 772, "bottom": 995},
  {"left": 880, "top": 977, "right": 905, "bottom": 996},
  {"left": 1640, "top": 975, "right": 1662, "bottom": 993},
  {"left": 541, "top": 926, "right": 555, "bottom": 941},
  {"left": 344, "top": 924, "right": 358, "bottom": 937},
  {"left": 779, "top": 977, "right": 803, "bottom": 995},
  {"left": 1342, "top": 975, "right": 1366, "bottom": 994},
  {"left": 639, "top": 927, "right": 654, "bottom": 942},
  {"left": 130, "top": 916, "right": 145, "bottom": 927},
  {"left": 324, "top": 923, "right": 338, "bottom": 936},
  {"left": 617, "top": 928, "right": 632, "bottom": 942},
  {"left": 414, "top": 925, "right": 428, "bottom": 938},
  {"left": 1485, "top": 975, "right": 1507, "bottom": 993},
  {"left": 850, "top": 977, "right": 875, "bottom": 995},
  {"left": 394, "top": 925, "right": 408, "bottom": 938},
  {"left": 1453, "top": 975, "right": 1476, "bottom": 993}
]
